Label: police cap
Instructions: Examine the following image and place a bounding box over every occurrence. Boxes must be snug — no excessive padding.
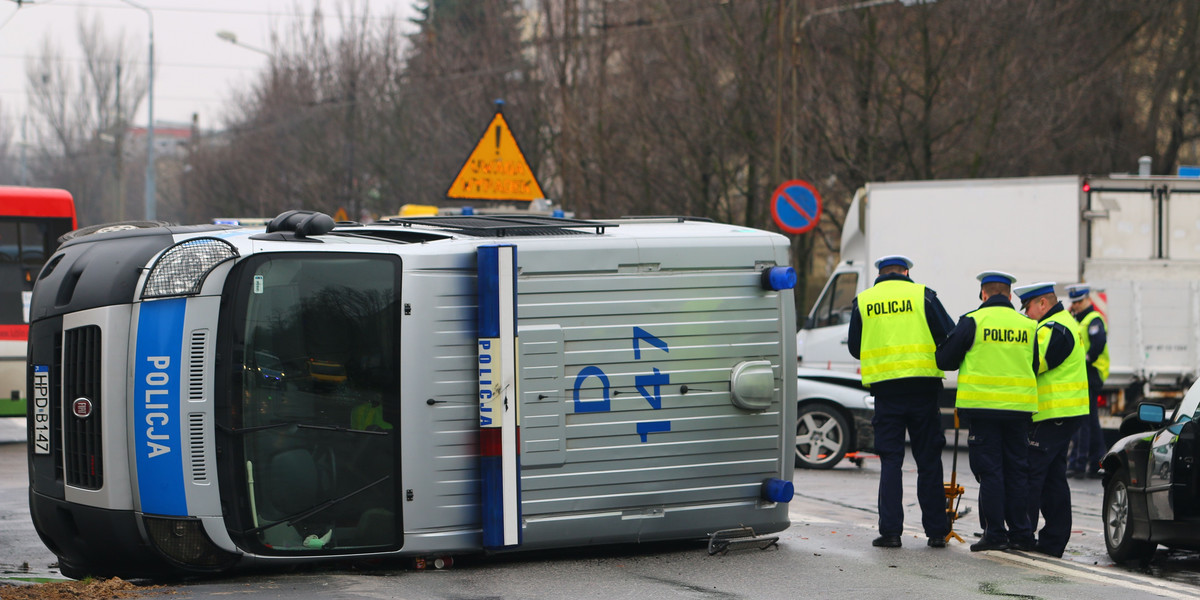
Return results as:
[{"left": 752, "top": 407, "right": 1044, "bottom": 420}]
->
[
  {"left": 976, "top": 270, "right": 1016, "bottom": 286},
  {"left": 1065, "top": 283, "right": 1090, "bottom": 300},
  {"left": 1013, "top": 282, "right": 1057, "bottom": 303},
  {"left": 874, "top": 255, "right": 913, "bottom": 270}
]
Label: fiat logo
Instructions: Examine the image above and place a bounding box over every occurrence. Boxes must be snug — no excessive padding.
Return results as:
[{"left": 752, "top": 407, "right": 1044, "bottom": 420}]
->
[{"left": 72, "top": 398, "right": 93, "bottom": 419}]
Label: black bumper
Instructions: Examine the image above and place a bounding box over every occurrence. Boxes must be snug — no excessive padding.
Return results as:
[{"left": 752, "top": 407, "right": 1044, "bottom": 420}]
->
[{"left": 29, "top": 488, "right": 174, "bottom": 579}]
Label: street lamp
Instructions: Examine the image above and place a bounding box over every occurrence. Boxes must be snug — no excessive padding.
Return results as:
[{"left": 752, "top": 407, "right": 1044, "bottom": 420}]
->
[
  {"left": 773, "top": 0, "right": 934, "bottom": 183},
  {"left": 216, "top": 30, "right": 271, "bottom": 57},
  {"left": 118, "top": 0, "right": 156, "bottom": 221}
]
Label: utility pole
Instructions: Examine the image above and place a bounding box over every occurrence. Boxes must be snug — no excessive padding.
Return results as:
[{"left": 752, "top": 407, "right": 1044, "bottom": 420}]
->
[
  {"left": 19, "top": 114, "right": 27, "bottom": 186},
  {"left": 115, "top": 64, "right": 126, "bottom": 221},
  {"left": 118, "top": 0, "right": 156, "bottom": 220}
]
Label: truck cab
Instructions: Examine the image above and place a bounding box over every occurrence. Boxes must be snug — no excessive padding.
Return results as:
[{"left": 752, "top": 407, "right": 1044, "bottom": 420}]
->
[{"left": 798, "top": 263, "right": 863, "bottom": 374}]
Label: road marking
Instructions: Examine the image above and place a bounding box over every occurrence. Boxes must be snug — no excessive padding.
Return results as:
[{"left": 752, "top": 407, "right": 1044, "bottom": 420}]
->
[{"left": 988, "top": 550, "right": 1200, "bottom": 599}]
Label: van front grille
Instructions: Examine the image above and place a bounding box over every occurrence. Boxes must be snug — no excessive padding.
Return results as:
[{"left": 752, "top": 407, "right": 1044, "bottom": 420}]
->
[{"left": 63, "top": 325, "right": 103, "bottom": 489}]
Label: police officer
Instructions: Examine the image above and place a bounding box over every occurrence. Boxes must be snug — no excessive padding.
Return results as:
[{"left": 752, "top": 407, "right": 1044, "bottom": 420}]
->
[
  {"left": 1016, "top": 282, "right": 1090, "bottom": 558},
  {"left": 848, "top": 255, "right": 953, "bottom": 549},
  {"left": 936, "top": 271, "right": 1037, "bottom": 552},
  {"left": 1064, "top": 284, "right": 1108, "bottom": 479}
]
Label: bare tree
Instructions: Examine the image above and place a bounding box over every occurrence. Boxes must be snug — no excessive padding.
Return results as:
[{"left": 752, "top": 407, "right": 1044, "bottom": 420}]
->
[
  {"left": 186, "top": 0, "right": 1200, "bottom": 250},
  {"left": 402, "top": 0, "right": 541, "bottom": 208},
  {"left": 0, "top": 103, "right": 15, "bottom": 184},
  {"left": 1120, "top": 1, "right": 1200, "bottom": 174},
  {"left": 188, "top": 1, "right": 494, "bottom": 221},
  {"left": 23, "top": 13, "right": 146, "bottom": 226}
]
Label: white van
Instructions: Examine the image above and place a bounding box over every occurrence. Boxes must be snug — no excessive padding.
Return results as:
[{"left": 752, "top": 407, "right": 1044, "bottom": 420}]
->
[{"left": 27, "top": 211, "right": 797, "bottom": 578}]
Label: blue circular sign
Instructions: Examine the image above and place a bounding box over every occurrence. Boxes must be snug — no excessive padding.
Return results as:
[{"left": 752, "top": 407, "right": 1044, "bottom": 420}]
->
[{"left": 771, "top": 180, "right": 822, "bottom": 234}]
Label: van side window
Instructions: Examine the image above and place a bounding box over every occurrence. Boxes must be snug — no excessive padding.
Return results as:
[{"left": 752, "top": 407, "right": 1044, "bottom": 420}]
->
[{"left": 813, "top": 273, "right": 859, "bottom": 328}]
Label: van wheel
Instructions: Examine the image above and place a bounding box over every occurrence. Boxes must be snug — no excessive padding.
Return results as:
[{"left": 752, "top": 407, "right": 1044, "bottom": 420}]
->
[
  {"left": 58, "top": 220, "right": 170, "bottom": 243},
  {"left": 795, "top": 403, "right": 849, "bottom": 469},
  {"left": 1103, "top": 470, "right": 1156, "bottom": 562}
]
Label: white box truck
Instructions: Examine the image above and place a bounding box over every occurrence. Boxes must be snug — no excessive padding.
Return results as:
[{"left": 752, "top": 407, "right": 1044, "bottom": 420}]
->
[
  {"left": 27, "top": 211, "right": 797, "bottom": 578},
  {"left": 798, "top": 174, "right": 1200, "bottom": 436}
]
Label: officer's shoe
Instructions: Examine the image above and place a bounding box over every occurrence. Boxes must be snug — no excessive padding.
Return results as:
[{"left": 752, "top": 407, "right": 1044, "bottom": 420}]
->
[
  {"left": 1009, "top": 538, "right": 1037, "bottom": 552},
  {"left": 872, "top": 535, "right": 902, "bottom": 548},
  {"left": 1033, "top": 544, "right": 1065, "bottom": 558},
  {"left": 927, "top": 537, "right": 947, "bottom": 548},
  {"left": 969, "top": 538, "right": 1010, "bottom": 552}
]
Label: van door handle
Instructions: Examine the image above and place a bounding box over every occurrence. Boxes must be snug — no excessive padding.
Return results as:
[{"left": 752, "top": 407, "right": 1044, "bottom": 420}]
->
[{"left": 840, "top": 337, "right": 849, "bottom": 344}]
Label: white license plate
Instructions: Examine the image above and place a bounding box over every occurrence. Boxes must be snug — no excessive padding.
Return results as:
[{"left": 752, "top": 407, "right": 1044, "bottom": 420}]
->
[{"left": 32, "top": 365, "right": 50, "bottom": 455}]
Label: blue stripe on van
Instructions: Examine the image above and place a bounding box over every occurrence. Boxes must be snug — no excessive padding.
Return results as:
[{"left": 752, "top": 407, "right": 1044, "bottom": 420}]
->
[
  {"left": 478, "top": 246, "right": 501, "bottom": 338},
  {"left": 477, "top": 244, "right": 522, "bottom": 549},
  {"left": 133, "top": 298, "right": 188, "bottom": 516}
]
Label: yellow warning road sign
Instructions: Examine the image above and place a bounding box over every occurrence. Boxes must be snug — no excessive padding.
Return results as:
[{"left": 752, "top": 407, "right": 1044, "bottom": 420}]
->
[{"left": 447, "top": 111, "right": 545, "bottom": 202}]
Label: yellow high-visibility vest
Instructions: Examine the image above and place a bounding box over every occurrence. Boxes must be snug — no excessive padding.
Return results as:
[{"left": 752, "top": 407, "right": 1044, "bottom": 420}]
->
[
  {"left": 1033, "top": 310, "right": 1090, "bottom": 422},
  {"left": 956, "top": 306, "right": 1037, "bottom": 413},
  {"left": 351, "top": 402, "right": 393, "bottom": 431},
  {"left": 857, "top": 280, "right": 943, "bottom": 385}
]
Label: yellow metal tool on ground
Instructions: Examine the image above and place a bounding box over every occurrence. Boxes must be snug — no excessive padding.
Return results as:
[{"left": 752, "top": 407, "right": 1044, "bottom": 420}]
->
[{"left": 944, "top": 409, "right": 966, "bottom": 543}]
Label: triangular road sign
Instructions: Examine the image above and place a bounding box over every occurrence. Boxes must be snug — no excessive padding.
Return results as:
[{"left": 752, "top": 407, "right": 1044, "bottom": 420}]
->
[{"left": 447, "top": 111, "right": 545, "bottom": 202}]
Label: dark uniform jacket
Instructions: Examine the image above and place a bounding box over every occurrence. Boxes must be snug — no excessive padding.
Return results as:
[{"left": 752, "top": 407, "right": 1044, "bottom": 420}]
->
[{"left": 1074, "top": 305, "right": 1108, "bottom": 366}]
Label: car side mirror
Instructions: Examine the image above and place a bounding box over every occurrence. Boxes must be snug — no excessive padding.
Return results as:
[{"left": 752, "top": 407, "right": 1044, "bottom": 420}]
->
[
  {"left": 1138, "top": 402, "right": 1166, "bottom": 425},
  {"left": 802, "top": 315, "right": 816, "bottom": 330}
]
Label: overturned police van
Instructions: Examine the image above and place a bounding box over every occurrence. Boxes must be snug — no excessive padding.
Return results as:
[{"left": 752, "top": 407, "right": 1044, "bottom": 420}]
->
[{"left": 26, "top": 210, "right": 797, "bottom": 578}]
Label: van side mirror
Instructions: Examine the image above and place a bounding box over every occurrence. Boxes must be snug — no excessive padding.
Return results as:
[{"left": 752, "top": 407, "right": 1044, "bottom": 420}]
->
[
  {"left": 802, "top": 315, "right": 816, "bottom": 330},
  {"left": 1138, "top": 402, "right": 1166, "bottom": 425}
]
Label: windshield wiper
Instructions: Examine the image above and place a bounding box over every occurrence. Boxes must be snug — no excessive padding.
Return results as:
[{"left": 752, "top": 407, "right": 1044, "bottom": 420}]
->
[
  {"left": 244, "top": 474, "right": 391, "bottom": 536},
  {"left": 221, "top": 421, "right": 388, "bottom": 436},
  {"left": 295, "top": 423, "right": 389, "bottom": 436}
]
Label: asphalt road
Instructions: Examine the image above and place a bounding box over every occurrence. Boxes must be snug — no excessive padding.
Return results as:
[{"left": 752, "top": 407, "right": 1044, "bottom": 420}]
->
[{"left": 2, "top": 421, "right": 1199, "bottom": 599}]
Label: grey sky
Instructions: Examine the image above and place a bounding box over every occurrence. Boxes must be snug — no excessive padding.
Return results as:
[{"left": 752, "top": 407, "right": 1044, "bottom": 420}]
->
[{"left": 0, "top": 0, "right": 418, "bottom": 132}]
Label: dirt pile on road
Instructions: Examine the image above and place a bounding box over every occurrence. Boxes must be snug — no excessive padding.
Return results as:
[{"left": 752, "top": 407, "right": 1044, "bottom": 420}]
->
[{"left": 0, "top": 577, "right": 172, "bottom": 600}]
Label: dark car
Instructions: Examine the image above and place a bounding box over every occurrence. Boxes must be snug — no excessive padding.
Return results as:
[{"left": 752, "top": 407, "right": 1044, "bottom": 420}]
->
[{"left": 1101, "top": 385, "right": 1200, "bottom": 562}]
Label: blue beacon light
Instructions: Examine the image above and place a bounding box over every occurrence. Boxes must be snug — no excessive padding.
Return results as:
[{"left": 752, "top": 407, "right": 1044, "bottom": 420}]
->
[
  {"left": 761, "top": 478, "right": 795, "bottom": 503},
  {"left": 762, "top": 266, "right": 797, "bottom": 291}
]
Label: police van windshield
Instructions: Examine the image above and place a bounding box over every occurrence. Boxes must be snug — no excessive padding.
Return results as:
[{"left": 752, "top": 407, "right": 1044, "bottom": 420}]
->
[{"left": 232, "top": 254, "right": 400, "bottom": 553}]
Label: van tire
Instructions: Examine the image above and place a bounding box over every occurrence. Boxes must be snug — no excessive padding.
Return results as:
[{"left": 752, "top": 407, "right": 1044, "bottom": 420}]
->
[{"left": 58, "top": 220, "right": 170, "bottom": 243}]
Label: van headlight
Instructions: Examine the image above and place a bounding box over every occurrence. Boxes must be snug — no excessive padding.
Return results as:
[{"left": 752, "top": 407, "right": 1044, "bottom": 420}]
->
[
  {"left": 143, "top": 517, "right": 238, "bottom": 570},
  {"left": 142, "top": 238, "right": 238, "bottom": 299}
]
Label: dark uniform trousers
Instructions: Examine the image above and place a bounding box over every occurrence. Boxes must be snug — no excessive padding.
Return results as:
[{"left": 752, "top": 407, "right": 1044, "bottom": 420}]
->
[
  {"left": 1068, "top": 368, "right": 1105, "bottom": 474},
  {"left": 1028, "top": 415, "right": 1083, "bottom": 557},
  {"left": 967, "top": 415, "right": 1033, "bottom": 545},
  {"left": 872, "top": 392, "right": 947, "bottom": 538}
]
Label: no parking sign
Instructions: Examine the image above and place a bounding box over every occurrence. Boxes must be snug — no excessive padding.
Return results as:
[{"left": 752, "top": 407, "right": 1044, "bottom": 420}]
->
[{"left": 771, "top": 179, "right": 822, "bottom": 234}]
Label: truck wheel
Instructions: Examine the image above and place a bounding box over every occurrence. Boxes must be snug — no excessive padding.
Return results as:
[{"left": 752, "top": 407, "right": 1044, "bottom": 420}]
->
[
  {"left": 795, "top": 403, "right": 849, "bottom": 469},
  {"left": 1103, "top": 470, "right": 1156, "bottom": 563}
]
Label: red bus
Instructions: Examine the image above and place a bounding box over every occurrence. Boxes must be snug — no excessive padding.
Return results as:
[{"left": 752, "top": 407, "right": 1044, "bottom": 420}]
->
[{"left": 0, "top": 187, "right": 76, "bottom": 416}]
